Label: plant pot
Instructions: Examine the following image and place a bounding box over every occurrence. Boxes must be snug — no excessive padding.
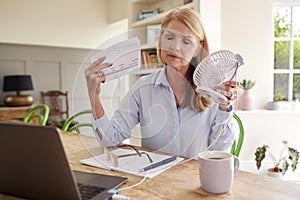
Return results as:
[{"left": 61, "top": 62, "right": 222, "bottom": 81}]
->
[
  {"left": 267, "top": 101, "right": 289, "bottom": 110},
  {"left": 238, "top": 89, "right": 255, "bottom": 110},
  {"left": 267, "top": 168, "right": 283, "bottom": 179}
]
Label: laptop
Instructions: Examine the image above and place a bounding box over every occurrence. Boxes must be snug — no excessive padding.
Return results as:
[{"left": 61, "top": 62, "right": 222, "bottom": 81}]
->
[{"left": 0, "top": 122, "right": 127, "bottom": 200}]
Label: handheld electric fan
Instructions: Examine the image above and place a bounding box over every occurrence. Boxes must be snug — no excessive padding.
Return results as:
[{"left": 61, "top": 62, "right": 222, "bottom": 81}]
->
[{"left": 193, "top": 50, "right": 244, "bottom": 103}]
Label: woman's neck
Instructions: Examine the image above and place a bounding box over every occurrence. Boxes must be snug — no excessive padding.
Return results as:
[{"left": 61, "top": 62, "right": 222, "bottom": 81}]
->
[{"left": 166, "top": 66, "right": 189, "bottom": 106}]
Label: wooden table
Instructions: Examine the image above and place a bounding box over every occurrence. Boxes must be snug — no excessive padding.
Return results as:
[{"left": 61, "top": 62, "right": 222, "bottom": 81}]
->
[
  {"left": 0, "top": 106, "right": 38, "bottom": 124},
  {"left": 1, "top": 131, "right": 300, "bottom": 200}
]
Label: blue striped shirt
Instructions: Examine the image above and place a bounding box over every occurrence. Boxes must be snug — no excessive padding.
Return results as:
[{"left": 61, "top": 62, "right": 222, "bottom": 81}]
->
[{"left": 94, "top": 68, "right": 234, "bottom": 159}]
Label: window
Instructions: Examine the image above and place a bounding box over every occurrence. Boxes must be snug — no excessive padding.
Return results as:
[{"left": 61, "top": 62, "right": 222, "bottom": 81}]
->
[{"left": 273, "top": 4, "right": 300, "bottom": 101}]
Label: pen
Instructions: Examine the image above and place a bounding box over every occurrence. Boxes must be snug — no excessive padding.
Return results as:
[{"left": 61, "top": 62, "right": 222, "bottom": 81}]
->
[{"left": 139, "top": 156, "right": 177, "bottom": 172}]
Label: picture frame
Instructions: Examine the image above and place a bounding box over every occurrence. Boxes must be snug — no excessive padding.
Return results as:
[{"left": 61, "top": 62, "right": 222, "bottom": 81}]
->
[{"left": 147, "top": 24, "right": 161, "bottom": 45}]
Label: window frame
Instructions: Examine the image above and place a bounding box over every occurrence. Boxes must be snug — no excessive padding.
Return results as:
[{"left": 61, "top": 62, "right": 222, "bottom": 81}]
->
[{"left": 272, "top": 0, "right": 300, "bottom": 101}]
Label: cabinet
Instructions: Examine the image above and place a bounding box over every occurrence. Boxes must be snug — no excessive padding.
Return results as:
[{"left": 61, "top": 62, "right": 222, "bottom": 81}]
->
[
  {"left": 0, "top": 106, "right": 38, "bottom": 124},
  {"left": 128, "top": 0, "right": 221, "bottom": 87}
]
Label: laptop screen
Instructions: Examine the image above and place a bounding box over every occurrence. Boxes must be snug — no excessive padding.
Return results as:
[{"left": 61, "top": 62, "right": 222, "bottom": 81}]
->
[{"left": 0, "top": 122, "right": 127, "bottom": 200}]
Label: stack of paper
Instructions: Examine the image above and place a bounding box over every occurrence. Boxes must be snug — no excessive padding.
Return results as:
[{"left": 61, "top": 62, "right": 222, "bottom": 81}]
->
[{"left": 80, "top": 148, "right": 183, "bottom": 178}]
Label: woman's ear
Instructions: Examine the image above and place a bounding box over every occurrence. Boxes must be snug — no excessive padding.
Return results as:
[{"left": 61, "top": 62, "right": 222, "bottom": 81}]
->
[
  {"left": 193, "top": 45, "right": 201, "bottom": 57},
  {"left": 194, "top": 41, "right": 203, "bottom": 57}
]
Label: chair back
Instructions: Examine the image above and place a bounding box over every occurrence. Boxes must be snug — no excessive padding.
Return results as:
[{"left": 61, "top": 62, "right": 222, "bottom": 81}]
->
[
  {"left": 23, "top": 104, "right": 50, "bottom": 125},
  {"left": 231, "top": 113, "right": 245, "bottom": 157},
  {"left": 40, "top": 90, "right": 69, "bottom": 120},
  {"left": 62, "top": 109, "right": 93, "bottom": 132}
]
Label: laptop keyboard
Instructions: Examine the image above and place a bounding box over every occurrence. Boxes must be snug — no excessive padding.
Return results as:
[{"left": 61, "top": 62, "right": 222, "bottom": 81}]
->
[{"left": 77, "top": 183, "right": 106, "bottom": 200}]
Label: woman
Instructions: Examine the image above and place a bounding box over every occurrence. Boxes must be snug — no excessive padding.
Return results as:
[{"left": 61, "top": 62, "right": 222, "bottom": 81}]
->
[{"left": 84, "top": 8, "right": 238, "bottom": 159}]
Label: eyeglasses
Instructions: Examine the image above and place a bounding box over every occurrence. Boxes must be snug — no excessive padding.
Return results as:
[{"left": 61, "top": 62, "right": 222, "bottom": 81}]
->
[{"left": 103, "top": 144, "right": 153, "bottom": 167}]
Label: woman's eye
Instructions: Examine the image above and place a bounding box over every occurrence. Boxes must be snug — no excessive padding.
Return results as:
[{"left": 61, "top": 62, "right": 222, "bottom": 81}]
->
[
  {"left": 163, "top": 33, "right": 174, "bottom": 40},
  {"left": 183, "top": 39, "right": 191, "bottom": 45}
]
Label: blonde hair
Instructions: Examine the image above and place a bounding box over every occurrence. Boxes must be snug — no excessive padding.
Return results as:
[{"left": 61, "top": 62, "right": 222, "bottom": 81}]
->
[{"left": 157, "top": 8, "right": 213, "bottom": 111}]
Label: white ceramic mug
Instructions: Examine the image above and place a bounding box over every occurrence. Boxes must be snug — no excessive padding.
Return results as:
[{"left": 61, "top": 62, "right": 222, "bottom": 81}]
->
[{"left": 198, "top": 151, "right": 239, "bottom": 194}]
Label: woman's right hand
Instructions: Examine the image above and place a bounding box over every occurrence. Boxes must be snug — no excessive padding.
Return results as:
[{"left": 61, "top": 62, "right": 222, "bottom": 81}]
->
[
  {"left": 84, "top": 56, "right": 112, "bottom": 96},
  {"left": 84, "top": 56, "right": 112, "bottom": 118}
]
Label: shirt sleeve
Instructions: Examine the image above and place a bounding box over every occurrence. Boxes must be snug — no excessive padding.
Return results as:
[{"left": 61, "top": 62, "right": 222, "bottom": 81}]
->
[
  {"left": 208, "top": 107, "right": 235, "bottom": 151},
  {"left": 93, "top": 80, "right": 142, "bottom": 147}
]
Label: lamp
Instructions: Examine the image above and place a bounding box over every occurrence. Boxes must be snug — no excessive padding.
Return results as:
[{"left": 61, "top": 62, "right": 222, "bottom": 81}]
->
[{"left": 3, "top": 75, "right": 34, "bottom": 107}]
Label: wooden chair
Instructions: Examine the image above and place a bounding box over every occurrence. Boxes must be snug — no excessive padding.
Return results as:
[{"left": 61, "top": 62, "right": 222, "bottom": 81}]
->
[
  {"left": 231, "top": 113, "right": 245, "bottom": 157},
  {"left": 23, "top": 104, "right": 50, "bottom": 125},
  {"left": 62, "top": 109, "right": 93, "bottom": 133},
  {"left": 40, "top": 90, "right": 69, "bottom": 128}
]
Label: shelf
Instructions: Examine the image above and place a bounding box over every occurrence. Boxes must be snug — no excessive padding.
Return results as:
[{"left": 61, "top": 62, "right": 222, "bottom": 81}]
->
[
  {"left": 131, "top": 2, "right": 194, "bottom": 28},
  {"left": 236, "top": 109, "right": 300, "bottom": 113},
  {"left": 141, "top": 43, "right": 156, "bottom": 49},
  {"left": 131, "top": 0, "right": 162, "bottom": 5}
]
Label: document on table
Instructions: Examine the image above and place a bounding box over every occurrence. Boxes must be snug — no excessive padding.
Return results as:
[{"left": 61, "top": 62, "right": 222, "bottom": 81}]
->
[
  {"left": 80, "top": 148, "right": 184, "bottom": 179},
  {"left": 90, "top": 37, "right": 141, "bottom": 82}
]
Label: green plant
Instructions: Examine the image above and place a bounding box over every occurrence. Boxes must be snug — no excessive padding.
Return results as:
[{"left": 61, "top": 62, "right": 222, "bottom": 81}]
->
[
  {"left": 255, "top": 141, "right": 299, "bottom": 175},
  {"left": 240, "top": 79, "right": 256, "bottom": 90},
  {"left": 273, "top": 92, "right": 285, "bottom": 101}
]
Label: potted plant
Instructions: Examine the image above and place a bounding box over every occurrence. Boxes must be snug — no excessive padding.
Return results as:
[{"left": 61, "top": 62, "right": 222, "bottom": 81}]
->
[
  {"left": 254, "top": 141, "right": 299, "bottom": 178},
  {"left": 238, "top": 79, "right": 256, "bottom": 110},
  {"left": 240, "top": 79, "right": 256, "bottom": 91},
  {"left": 267, "top": 92, "right": 289, "bottom": 110},
  {"left": 273, "top": 92, "right": 285, "bottom": 101}
]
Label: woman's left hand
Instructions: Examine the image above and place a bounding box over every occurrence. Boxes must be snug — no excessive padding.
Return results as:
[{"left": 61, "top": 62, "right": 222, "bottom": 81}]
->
[{"left": 216, "top": 80, "right": 239, "bottom": 112}]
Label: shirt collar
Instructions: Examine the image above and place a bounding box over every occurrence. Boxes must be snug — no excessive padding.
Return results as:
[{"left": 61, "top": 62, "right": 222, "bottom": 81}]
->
[{"left": 154, "top": 67, "right": 170, "bottom": 88}]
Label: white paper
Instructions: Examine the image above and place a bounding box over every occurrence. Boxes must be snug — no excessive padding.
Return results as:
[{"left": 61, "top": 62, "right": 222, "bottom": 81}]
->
[
  {"left": 80, "top": 148, "right": 184, "bottom": 179},
  {"left": 91, "top": 37, "right": 141, "bottom": 81}
]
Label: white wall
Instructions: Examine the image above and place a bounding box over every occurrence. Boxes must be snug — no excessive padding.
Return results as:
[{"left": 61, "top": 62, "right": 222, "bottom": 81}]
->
[
  {"left": 200, "top": 0, "right": 222, "bottom": 52},
  {"left": 236, "top": 110, "right": 300, "bottom": 161},
  {"left": 0, "top": 0, "right": 129, "bottom": 136},
  {"left": 0, "top": 0, "right": 128, "bottom": 49},
  {"left": 221, "top": 0, "right": 273, "bottom": 109}
]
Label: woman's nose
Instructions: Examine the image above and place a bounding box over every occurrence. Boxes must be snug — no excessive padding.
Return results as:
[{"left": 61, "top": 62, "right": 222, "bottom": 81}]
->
[{"left": 170, "top": 39, "right": 181, "bottom": 51}]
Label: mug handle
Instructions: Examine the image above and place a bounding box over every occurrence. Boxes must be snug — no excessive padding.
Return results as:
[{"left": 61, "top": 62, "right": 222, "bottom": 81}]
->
[{"left": 233, "top": 156, "right": 240, "bottom": 174}]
